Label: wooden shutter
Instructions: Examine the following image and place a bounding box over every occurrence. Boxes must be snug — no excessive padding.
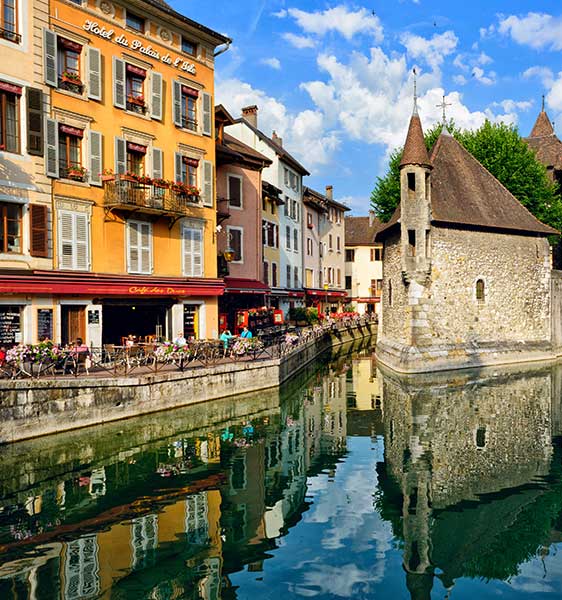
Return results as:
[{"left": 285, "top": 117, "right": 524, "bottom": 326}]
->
[
  {"left": 75, "top": 213, "right": 89, "bottom": 270},
  {"left": 26, "top": 88, "right": 44, "bottom": 156},
  {"left": 128, "top": 221, "right": 151, "bottom": 273},
  {"left": 139, "top": 222, "right": 151, "bottom": 273},
  {"left": 202, "top": 159, "right": 213, "bottom": 207},
  {"left": 59, "top": 211, "right": 88, "bottom": 270},
  {"left": 115, "top": 136, "right": 126, "bottom": 174},
  {"left": 172, "top": 80, "right": 182, "bottom": 127},
  {"left": 45, "top": 118, "right": 59, "bottom": 178},
  {"left": 150, "top": 71, "right": 163, "bottom": 120},
  {"left": 201, "top": 92, "right": 212, "bottom": 136},
  {"left": 113, "top": 57, "right": 126, "bottom": 109},
  {"left": 44, "top": 29, "right": 58, "bottom": 87},
  {"left": 89, "top": 130, "right": 103, "bottom": 186},
  {"left": 151, "top": 147, "right": 163, "bottom": 179},
  {"left": 128, "top": 221, "right": 139, "bottom": 273},
  {"left": 182, "top": 226, "right": 191, "bottom": 276},
  {"left": 87, "top": 46, "right": 102, "bottom": 101},
  {"left": 192, "top": 227, "right": 202, "bottom": 276},
  {"left": 59, "top": 211, "right": 74, "bottom": 269},
  {"left": 29, "top": 204, "right": 48, "bottom": 258},
  {"left": 174, "top": 151, "right": 182, "bottom": 182}
]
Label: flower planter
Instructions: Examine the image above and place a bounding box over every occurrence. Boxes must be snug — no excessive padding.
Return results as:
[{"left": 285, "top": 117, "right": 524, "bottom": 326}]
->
[
  {"left": 61, "top": 74, "right": 82, "bottom": 85},
  {"left": 101, "top": 175, "right": 115, "bottom": 182}
]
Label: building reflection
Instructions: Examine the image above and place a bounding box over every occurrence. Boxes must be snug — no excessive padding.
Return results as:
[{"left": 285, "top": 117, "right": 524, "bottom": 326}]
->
[{"left": 377, "top": 363, "right": 559, "bottom": 599}]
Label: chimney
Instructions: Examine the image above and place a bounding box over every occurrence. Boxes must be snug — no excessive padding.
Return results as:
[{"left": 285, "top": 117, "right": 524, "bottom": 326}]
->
[
  {"left": 369, "top": 210, "right": 375, "bottom": 227},
  {"left": 272, "top": 130, "right": 283, "bottom": 147},
  {"left": 241, "top": 105, "right": 258, "bottom": 128},
  {"left": 325, "top": 185, "right": 333, "bottom": 200}
]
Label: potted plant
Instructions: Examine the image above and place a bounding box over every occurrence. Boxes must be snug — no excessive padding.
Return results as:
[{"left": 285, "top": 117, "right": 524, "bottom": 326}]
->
[
  {"left": 67, "top": 165, "right": 87, "bottom": 181},
  {"left": 127, "top": 94, "right": 145, "bottom": 106},
  {"left": 61, "top": 71, "right": 82, "bottom": 84},
  {"left": 152, "top": 177, "right": 169, "bottom": 189},
  {"left": 136, "top": 175, "right": 153, "bottom": 185},
  {"left": 100, "top": 168, "right": 115, "bottom": 182}
]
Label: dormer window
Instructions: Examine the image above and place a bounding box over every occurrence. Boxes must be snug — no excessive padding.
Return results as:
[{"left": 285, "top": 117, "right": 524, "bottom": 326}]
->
[
  {"left": 126, "top": 11, "right": 145, "bottom": 33},
  {"left": 182, "top": 37, "right": 197, "bottom": 57}
]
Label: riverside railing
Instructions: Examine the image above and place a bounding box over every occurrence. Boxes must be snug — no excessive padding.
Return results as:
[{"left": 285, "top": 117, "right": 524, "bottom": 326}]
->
[{"left": 0, "top": 315, "right": 377, "bottom": 380}]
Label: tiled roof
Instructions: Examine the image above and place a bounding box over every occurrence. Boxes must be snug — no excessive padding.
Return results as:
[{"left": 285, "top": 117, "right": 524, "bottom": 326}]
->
[
  {"left": 345, "top": 216, "right": 382, "bottom": 246},
  {"left": 524, "top": 110, "right": 562, "bottom": 170},
  {"left": 303, "top": 187, "right": 350, "bottom": 212},
  {"left": 399, "top": 114, "right": 431, "bottom": 169},
  {"left": 377, "top": 133, "right": 558, "bottom": 239},
  {"left": 217, "top": 132, "right": 272, "bottom": 169},
  {"left": 529, "top": 110, "right": 555, "bottom": 138}
]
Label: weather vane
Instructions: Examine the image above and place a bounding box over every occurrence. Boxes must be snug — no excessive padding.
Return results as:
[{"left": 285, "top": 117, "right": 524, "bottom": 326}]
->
[{"left": 436, "top": 94, "right": 452, "bottom": 125}]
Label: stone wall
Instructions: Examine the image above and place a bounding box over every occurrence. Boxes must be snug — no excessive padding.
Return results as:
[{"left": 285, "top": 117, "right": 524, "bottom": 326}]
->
[{"left": 551, "top": 270, "right": 562, "bottom": 354}]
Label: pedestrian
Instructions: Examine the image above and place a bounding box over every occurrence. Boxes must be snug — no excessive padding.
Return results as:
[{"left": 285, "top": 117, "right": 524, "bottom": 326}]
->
[
  {"left": 219, "top": 329, "right": 233, "bottom": 355},
  {"left": 240, "top": 326, "right": 253, "bottom": 339}
]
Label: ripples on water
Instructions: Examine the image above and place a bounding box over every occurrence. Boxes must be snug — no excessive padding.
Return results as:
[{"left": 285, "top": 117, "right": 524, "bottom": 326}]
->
[{"left": 1, "top": 340, "right": 562, "bottom": 599}]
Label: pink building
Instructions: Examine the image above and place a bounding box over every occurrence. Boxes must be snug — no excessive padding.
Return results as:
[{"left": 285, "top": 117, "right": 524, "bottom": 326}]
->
[{"left": 215, "top": 106, "right": 271, "bottom": 328}]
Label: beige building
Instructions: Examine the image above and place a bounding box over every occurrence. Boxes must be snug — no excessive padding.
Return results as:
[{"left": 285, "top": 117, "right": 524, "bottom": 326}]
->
[{"left": 344, "top": 213, "right": 383, "bottom": 315}]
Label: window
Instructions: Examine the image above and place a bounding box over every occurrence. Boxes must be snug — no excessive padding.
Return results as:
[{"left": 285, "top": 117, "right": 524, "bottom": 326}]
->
[
  {"left": 57, "top": 37, "right": 83, "bottom": 93},
  {"left": 176, "top": 155, "right": 198, "bottom": 188},
  {"left": 388, "top": 280, "right": 393, "bottom": 307},
  {"left": 407, "top": 172, "right": 416, "bottom": 192},
  {"left": 183, "top": 223, "right": 203, "bottom": 276},
  {"left": 345, "top": 249, "right": 355, "bottom": 262},
  {"left": 345, "top": 275, "right": 352, "bottom": 289},
  {"left": 476, "top": 279, "right": 485, "bottom": 303},
  {"left": 286, "top": 225, "right": 291, "bottom": 250},
  {"left": 371, "top": 279, "right": 383, "bottom": 296},
  {"left": 336, "top": 236, "right": 341, "bottom": 252},
  {"left": 263, "top": 260, "right": 269, "bottom": 285},
  {"left": 306, "top": 237, "right": 313, "bottom": 256},
  {"left": 125, "top": 65, "right": 146, "bottom": 114},
  {"left": 272, "top": 262, "right": 278, "bottom": 287},
  {"left": 293, "top": 228, "right": 298, "bottom": 252},
  {"left": 58, "top": 210, "right": 89, "bottom": 271},
  {"left": 126, "top": 142, "right": 146, "bottom": 176},
  {"left": 228, "top": 175, "right": 242, "bottom": 208},
  {"left": 286, "top": 265, "right": 291, "bottom": 288},
  {"left": 182, "top": 37, "right": 197, "bottom": 56},
  {"left": 476, "top": 427, "right": 486, "bottom": 448},
  {"left": 294, "top": 266, "right": 299, "bottom": 288},
  {"left": 337, "top": 269, "right": 341, "bottom": 286},
  {"left": 228, "top": 227, "right": 243, "bottom": 263},
  {"left": 305, "top": 268, "right": 313, "bottom": 288},
  {"left": 328, "top": 234, "right": 333, "bottom": 251},
  {"left": 0, "top": 202, "right": 21, "bottom": 253},
  {"left": 0, "top": 82, "right": 20, "bottom": 153},
  {"left": 178, "top": 85, "right": 198, "bottom": 130},
  {"left": 370, "top": 247, "right": 383, "bottom": 261},
  {"left": 127, "top": 220, "right": 152, "bottom": 274},
  {"left": 262, "top": 221, "right": 278, "bottom": 248},
  {"left": 58, "top": 125, "right": 83, "bottom": 180},
  {"left": 307, "top": 212, "right": 313, "bottom": 228},
  {"left": 408, "top": 230, "right": 416, "bottom": 257},
  {"left": 0, "top": 0, "right": 19, "bottom": 43},
  {"left": 126, "top": 11, "right": 145, "bottom": 33}
]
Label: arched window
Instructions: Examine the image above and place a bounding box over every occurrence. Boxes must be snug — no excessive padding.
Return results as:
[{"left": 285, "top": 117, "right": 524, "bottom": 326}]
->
[{"left": 476, "top": 279, "right": 485, "bottom": 303}]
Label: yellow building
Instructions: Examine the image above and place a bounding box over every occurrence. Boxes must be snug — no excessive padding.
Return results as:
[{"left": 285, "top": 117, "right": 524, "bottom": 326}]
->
[{"left": 1, "top": 0, "right": 230, "bottom": 345}]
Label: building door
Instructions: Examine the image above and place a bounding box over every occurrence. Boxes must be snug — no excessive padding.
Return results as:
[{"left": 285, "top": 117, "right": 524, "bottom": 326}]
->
[{"left": 61, "top": 305, "right": 86, "bottom": 345}]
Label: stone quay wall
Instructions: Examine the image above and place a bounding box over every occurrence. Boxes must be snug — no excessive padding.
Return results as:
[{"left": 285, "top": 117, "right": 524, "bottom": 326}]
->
[{"left": 0, "top": 322, "right": 375, "bottom": 444}]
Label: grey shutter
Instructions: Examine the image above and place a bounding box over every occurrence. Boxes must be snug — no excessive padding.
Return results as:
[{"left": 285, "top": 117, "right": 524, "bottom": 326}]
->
[
  {"left": 59, "top": 211, "right": 74, "bottom": 269},
  {"left": 192, "top": 227, "right": 202, "bottom": 276},
  {"left": 113, "top": 57, "right": 126, "bottom": 109},
  {"left": 44, "top": 29, "right": 58, "bottom": 87},
  {"left": 139, "top": 222, "right": 152, "bottom": 273},
  {"left": 172, "top": 80, "right": 182, "bottom": 127},
  {"left": 115, "top": 137, "right": 126, "bottom": 174},
  {"left": 201, "top": 91, "right": 212, "bottom": 136},
  {"left": 127, "top": 221, "right": 139, "bottom": 273},
  {"left": 151, "top": 147, "right": 163, "bottom": 179},
  {"left": 87, "top": 46, "right": 102, "bottom": 101},
  {"left": 150, "top": 71, "right": 163, "bottom": 120},
  {"left": 182, "top": 226, "right": 192, "bottom": 275},
  {"left": 45, "top": 117, "right": 59, "bottom": 178},
  {"left": 89, "top": 130, "right": 103, "bottom": 186},
  {"left": 26, "top": 88, "right": 44, "bottom": 156},
  {"left": 174, "top": 151, "right": 182, "bottom": 182},
  {"left": 75, "top": 213, "right": 89, "bottom": 270},
  {"left": 202, "top": 159, "right": 213, "bottom": 207}
]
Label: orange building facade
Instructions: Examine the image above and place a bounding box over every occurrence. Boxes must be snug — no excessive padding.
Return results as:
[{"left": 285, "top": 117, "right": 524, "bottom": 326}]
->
[{"left": 0, "top": 0, "right": 229, "bottom": 346}]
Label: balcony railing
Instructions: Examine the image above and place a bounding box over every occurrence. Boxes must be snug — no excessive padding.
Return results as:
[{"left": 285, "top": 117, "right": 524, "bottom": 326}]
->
[
  {"left": 103, "top": 175, "right": 201, "bottom": 217},
  {"left": 0, "top": 27, "right": 21, "bottom": 44}
]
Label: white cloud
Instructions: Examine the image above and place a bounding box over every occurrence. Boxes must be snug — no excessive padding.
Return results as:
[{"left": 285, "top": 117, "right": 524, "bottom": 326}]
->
[
  {"left": 272, "top": 9, "right": 287, "bottom": 18},
  {"left": 480, "top": 24, "right": 495, "bottom": 39},
  {"left": 282, "top": 32, "right": 316, "bottom": 49},
  {"left": 478, "top": 51, "right": 493, "bottom": 65},
  {"left": 453, "top": 74, "right": 467, "bottom": 85},
  {"left": 472, "top": 66, "right": 495, "bottom": 85},
  {"left": 338, "top": 195, "right": 370, "bottom": 215},
  {"left": 490, "top": 99, "right": 533, "bottom": 112},
  {"left": 400, "top": 31, "right": 458, "bottom": 69},
  {"left": 260, "top": 57, "right": 281, "bottom": 70},
  {"left": 547, "top": 72, "right": 562, "bottom": 112},
  {"left": 498, "top": 12, "right": 562, "bottom": 51},
  {"left": 523, "top": 66, "right": 554, "bottom": 87},
  {"left": 285, "top": 6, "right": 384, "bottom": 42}
]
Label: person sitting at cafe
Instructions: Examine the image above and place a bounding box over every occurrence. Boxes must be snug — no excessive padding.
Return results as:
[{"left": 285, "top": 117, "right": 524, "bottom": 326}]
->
[
  {"left": 219, "top": 329, "right": 233, "bottom": 353},
  {"left": 125, "top": 334, "right": 136, "bottom": 348},
  {"left": 71, "top": 337, "right": 90, "bottom": 356},
  {"left": 240, "top": 326, "right": 253, "bottom": 339}
]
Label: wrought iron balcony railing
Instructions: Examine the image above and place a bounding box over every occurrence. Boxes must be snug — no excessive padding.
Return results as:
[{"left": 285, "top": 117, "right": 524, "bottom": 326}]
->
[{"left": 0, "top": 27, "right": 21, "bottom": 44}]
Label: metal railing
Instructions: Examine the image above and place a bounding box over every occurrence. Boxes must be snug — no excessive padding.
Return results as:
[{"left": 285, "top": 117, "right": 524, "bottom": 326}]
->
[
  {"left": 103, "top": 175, "right": 201, "bottom": 215},
  {"left": 0, "top": 26, "right": 21, "bottom": 44}
]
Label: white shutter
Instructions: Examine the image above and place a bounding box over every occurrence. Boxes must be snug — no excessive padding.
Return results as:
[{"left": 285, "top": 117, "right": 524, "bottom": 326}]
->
[
  {"left": 44, "top": 29, "right": 58, "bottom": 87},
  {"left": 45, "top": 118, "right": 59, "bottom": 178},
  {"left": 174, "top": 151, "right": 183, "bottom": 182},
  {"left": 140, "top": 222, "right": 152, "bottom": 273},
  {"left": 87, "top": 46, "right": 102, "bottom": 101},
  {"left": 128, "top": 221, "right": 151, "bottom": 274},
  {"left": 183, "top": 226, "right": 203, "bottom": 277},
  {"left": 113, "top": 57, "right": 126, "bottom": 109},
  {"left": 172, "top": 80, "right": 182, "bottom": 127},
  {"left": 59, "top": 211, "right": 74, "bottom": 270},
  {"left": 59, "top": 211, "right": 89, "bottom": 271},
  {"left": 202, "top": 159, "right": 213, "bottom": 207},
  {"left": 182, "top": 226, "right": 192, "bottom": 276},
  {"left": 115, "top": 137, "right": 126, "bottom": 174},
  {"left": 192, "top": 228, "right": 202, "bottom": 276},
  {"left": 128, "top": 221, "right": 139, "bottom": 273},
  {"left": 150, "top": 72, "right": 163, "bottom": 120},
  {"left": 89, "top": 130, "right": 103, "bottom": 186},
  {"left": 201, "top": 92, "right": 212, "bottom": 136},
  {"left": 75, "top": 213, "right": 89, "bottom": 270},
  {"left": 151, "top": 147, "right": 163, "bottom": 179}
]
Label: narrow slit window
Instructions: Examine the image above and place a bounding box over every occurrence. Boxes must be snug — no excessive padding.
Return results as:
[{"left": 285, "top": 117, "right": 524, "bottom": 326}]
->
[
  {"left": 476, "top": 279, "right": 485, "bottom": 303},
  {"left": 388, "top": 280, "right": 393, "bottom": 307},
  {"left": 407, "top": 172, "right": 416, "bottom": 192},
  {"left": 425, "top": 230, "right": 430, "bottom": 258},
  {"left": 476, "top": 427, "right": 486, "bottom": 448},
  {"left": 408, "top": 229, "right": 416, "bottom": 257}
]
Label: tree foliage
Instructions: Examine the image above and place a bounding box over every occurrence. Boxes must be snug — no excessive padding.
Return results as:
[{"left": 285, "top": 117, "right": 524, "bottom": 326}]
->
[{"left": 370, "top": 120, "right": 562, "bottom": 235}]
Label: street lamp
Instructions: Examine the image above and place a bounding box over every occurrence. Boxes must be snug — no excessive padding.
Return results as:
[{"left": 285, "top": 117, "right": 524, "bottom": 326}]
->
[
  {"left": 223, "top": 245, "right": 235, "bottom": 263},
  {"left": 324, "top": 283, "right": 329, "bottom": 313}
]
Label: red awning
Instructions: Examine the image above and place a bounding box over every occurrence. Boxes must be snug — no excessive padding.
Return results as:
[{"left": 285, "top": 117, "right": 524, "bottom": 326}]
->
[
  {"left": 0, "top": 272, "right": 225, "bottom": 297},
  {"left": 304, "top": 288, "right": 347, "bottom": 299},
  {"left": 224, "top": 277, "right": 270, "bottom": 294},
  {"left": 354, "top": 297, "right": 380, "bottom": 303}
]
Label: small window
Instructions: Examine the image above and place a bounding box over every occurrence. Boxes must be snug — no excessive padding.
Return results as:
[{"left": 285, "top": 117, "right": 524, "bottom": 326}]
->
[
  {"left": 407, "top": 172, "right": 416, "bottom": 192},
  {"left": 294, "top": 266, "right": 299, "bottom": 287},
  {"left": 126, "top": 11, "right": 145, "bottom": 33},
  {"left": 0, "top": 84, "right": 21, "bottom": 153},
  {"left": 180, "top": 85, "right": 198, "bottom": 130},
  {"left": 126, "top": 65, "right": 146, "bottom": 114},
  {"left": 476, "top": 427, "right": 486, "bottom": 448},
  {"left": 345, "top": 275, "right": 352, "bottom": 289},
  {"left": 336, "top": 236, "right": 341, "bottom": 252},
  {"left": 425, "top": 230, "right": 430, "bottom": 258},
  {"left": 263, "top": 260, "right": 269, "bottom": 285},
  {"left": 286, "top": 225, "right": 291, "bottom": 250},
  {"left": 476, "top": 279, "right": 485, "bottom": 303},
  {"left": 375, "top": 247, "right": 383, "bottom": 261},
  {"left": 388, "top": 280, "right": 393, "bottom": 307},
  {"left": 181, "top": 37, "right": 197, "bottom": 57},
  {"left": 408, "top": 230, "right": 416, "bottom": 257},
  {"left": 328, "top": 234, "right": 333, "bottom": 251},
  {"left": 0, "top": 202, "right": 22, "bottom": 253},
  {"left": 57, "top": 38, "right": 83, "bottom": 93},
  {"left": 0, "top": 0, "right": 19, "bottom": 43},
  {"left": 228, "top": 227, "right": 242, "bottom": 262},
  {"left": 345, "top": 249, "right": 355, "bottom": 262},
  {"left": 126, "top": 142, "right": 146, "bottom": 176},
  {"left": 58, "top": 125, "right": 84, "bottom": 180},
  {"left": 293, "top": 228, "right": 298, "bottom": 252},
  {"left": 286, "top": 265, "right": 291, "bottom": 288},
  {"left": 228, "top": 175, "right": 242, "bottom": 208},
  {"left": 272, "top": 263, "right": 278, "bottom": 287}
]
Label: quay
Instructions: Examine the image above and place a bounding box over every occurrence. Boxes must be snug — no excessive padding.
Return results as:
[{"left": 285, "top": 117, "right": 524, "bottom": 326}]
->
[{"left": 0, "top": 318, "right": 376, "bottom": 444}]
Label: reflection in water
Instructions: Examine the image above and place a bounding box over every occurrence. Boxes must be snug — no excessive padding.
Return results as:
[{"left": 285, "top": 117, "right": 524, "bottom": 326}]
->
[{"left": 1, "top": 342, "right": 562, "bottom": 599}]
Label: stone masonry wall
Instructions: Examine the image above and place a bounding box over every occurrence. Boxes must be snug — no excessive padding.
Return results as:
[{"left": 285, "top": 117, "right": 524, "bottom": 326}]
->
[{"left": 380, "top": 232, "right": 409, "bottom": 344}]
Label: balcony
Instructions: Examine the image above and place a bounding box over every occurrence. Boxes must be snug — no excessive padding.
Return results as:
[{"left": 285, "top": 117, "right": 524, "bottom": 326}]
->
[
  {"left": 0, "top": 27, "right": 21, "bottom": 44},
  {"left": 103, "top": 175, "right": 201, "bottom": 224}
]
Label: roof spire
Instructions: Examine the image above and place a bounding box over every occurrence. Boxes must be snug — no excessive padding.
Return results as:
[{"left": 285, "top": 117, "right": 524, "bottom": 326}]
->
[
  {"left": 529, "top": 101, "right": 555, "bottom": 138},
  {"left": 436, "top": 95, "right": 451, "bottom": 125},
  {"left": 413, "top": 68, "right": 418, "bottom": 115},
  {"left": 542, "top": 94, "right": 545, "bottom": 112},
  {"left": 400, "top": 90, "right": 432, "bottom": 170}
]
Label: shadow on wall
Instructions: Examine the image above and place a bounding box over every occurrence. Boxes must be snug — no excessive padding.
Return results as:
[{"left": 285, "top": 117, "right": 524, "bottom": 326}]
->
[{"left": 0, "top": 153, "right": 41, "bottom": 200}]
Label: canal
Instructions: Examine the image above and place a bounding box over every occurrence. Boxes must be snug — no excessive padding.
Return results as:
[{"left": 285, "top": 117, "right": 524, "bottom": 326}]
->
[{"left": 1, "top": 340, "right": 562, "bottom": 599}]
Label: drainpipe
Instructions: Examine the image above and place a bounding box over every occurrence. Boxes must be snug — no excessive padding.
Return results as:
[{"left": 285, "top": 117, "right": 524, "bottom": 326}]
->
[{"left": 214, "top": 40, "right": 232, "bottom": 58}]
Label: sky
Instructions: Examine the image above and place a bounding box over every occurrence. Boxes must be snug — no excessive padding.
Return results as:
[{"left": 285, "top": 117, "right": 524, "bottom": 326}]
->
[{"left": 170, "top": 1, "right": 562, "bottom": 214}]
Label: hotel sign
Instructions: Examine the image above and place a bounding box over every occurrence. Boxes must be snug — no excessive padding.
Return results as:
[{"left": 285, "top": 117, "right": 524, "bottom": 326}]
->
[{"left": 83, "top": 20, "right": 197, "bottom": 75}]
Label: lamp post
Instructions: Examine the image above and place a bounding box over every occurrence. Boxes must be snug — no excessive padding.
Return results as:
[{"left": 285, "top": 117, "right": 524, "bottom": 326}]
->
[{"left": 324, "top": 283, "right": 329, "bottom": 315}]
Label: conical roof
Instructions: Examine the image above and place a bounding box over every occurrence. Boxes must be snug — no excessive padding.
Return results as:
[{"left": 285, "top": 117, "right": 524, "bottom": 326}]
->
[
  {"left": 529, "top": 110, "right": 555, "bottom": 138},
  {"left": 400, "top": 114, "right": 431, "bottom": 169}
]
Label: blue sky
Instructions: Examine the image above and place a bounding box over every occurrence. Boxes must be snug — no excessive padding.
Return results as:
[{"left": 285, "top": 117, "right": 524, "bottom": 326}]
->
[{"left": 171, "top": 1, "right": 562, "bottom": 214}]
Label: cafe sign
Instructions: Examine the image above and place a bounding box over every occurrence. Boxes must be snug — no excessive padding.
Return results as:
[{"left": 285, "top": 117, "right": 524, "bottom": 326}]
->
[{"left": 83, "top": 20, "right": 196, "bottom": 75}]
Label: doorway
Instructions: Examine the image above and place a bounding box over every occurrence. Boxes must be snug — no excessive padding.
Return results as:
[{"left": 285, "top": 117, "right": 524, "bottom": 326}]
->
[
  {"left": 101, "top": 301, "right": 171, "bottom": 345},
  {"left": 61, "top": 305, "right": 86, "bottom": 345}
]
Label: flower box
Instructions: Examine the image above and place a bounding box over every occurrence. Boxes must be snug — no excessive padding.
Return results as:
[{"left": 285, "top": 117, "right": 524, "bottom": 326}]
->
[{"left": 61, "top": 73, "right": 82, "bottom": 85}]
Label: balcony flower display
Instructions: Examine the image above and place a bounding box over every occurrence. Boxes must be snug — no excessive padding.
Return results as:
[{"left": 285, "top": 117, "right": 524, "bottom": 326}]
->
[
  {"left": 66, "top": 165, "right": 88, "bottom": 181},
  {"left": 170, "top": 182, "right": 200, "bottom": 198},
  {"left": 152, "top": 177, "right": 169, "bottom": 188},
  {"left": 100, "top": 168, "right": 115, "bottom": 182},
  {"left": 127, "top": 94, "right": 145, "bottom": 106},
  {"left": 61, "top": 70, "right": 82, "bottom": 84}
]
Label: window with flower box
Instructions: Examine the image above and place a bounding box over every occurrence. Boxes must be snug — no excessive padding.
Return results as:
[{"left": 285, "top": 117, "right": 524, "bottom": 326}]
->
[
  {"left": 0, "top": 0, "right": 19, "bottom": 44},
  {"left": 0, "top": 202, "right": 22, "bottom": 254},
  {"left": 57, "top": 37, "right": 83, "bottom": 94},
  {"left": 126, "top": 142, "right": 146, "bottom": 176},
  {"left": 0, "top": 81, "right": 20, "bottom": 153},
  {"left": 58, "top": 125, "right": 84, "bottom": 181},
  {"left": 172, "top": 80, "right": 211, "bottom": 136},
  {"left": 125, "top": 65, "right": 146, "bottom": 114}
]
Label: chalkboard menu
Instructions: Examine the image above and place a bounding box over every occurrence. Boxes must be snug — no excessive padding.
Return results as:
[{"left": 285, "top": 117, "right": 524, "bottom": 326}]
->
[
  {"left": 37, "top": 309, "right": 53, "bottom": 340},
  {"left": 0, "top": 306, "right": 21, "bottom": 344},
  {"left": 183, "top": 305, "right": 198, "bottom": 339},
  {"left": 88, "top": 309, "right": 100, "bottom": 325}
]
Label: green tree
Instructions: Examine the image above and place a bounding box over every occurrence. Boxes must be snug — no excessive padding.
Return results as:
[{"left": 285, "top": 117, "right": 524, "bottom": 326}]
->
[{"left": 370, "top": 120, "right": 562, "bottom": 234}]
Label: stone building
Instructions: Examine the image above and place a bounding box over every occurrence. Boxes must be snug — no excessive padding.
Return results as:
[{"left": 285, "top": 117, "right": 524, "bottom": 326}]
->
[
  {"left": 376, "top": 105, "right": 558, "bottom": 373},
  {"left": 524, "top": 102, "right": 562, "bottom": 188}
]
